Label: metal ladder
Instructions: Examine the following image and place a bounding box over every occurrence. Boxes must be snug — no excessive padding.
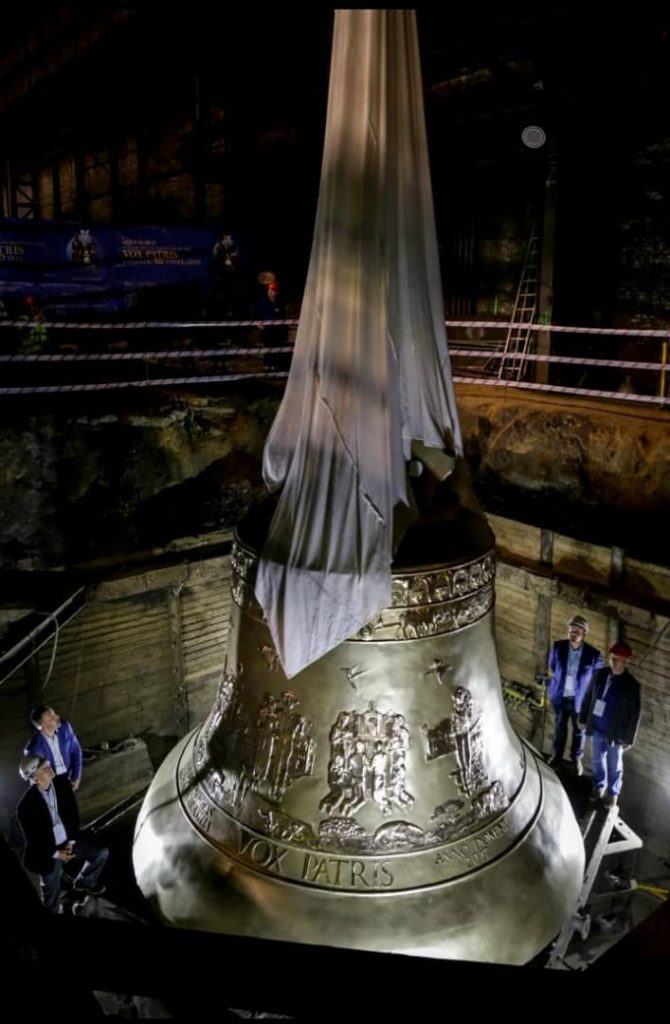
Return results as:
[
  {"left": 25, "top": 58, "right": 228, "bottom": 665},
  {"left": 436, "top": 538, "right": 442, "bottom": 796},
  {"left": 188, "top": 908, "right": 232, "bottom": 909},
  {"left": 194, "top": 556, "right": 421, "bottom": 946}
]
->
[
  {"left": 546, "top": 804, "right": 643, "bottom": 969},
  {"left": 498, "top": 222, "right": 540, "bottom": 382}
]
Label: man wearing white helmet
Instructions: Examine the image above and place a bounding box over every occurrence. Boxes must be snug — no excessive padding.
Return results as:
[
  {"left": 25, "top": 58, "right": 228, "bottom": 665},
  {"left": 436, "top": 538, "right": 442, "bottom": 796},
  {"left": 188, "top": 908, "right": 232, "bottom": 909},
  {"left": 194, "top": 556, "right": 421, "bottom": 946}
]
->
[
  {"left": 16, "top": 754, "right": 108, "bottom": 913},
  {"left": 547, "top": 614, "right": 603, "bottom": 774}
]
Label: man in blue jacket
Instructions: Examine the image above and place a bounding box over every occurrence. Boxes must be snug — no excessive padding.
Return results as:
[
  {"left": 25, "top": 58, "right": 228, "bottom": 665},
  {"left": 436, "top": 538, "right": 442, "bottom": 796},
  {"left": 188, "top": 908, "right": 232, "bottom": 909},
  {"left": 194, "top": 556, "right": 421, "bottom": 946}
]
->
[
  {"left": 579, "top": 641, "right": 641, "bottom": 807},
  {"left": 24, "top": 705, "right": 83, "bottom": 791},
  {"left": 547, "top": 615, "right": 603, "bottom": 774}
]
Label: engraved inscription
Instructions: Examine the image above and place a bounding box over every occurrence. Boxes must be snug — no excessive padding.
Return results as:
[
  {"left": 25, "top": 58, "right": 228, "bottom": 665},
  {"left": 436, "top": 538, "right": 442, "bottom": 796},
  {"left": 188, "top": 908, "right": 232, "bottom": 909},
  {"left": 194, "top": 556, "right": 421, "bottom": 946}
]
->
[
  {"left": 434, "top": 819, "right": 509, "bottom": 868},
  {"left": 174, "top": 724, "right": 534, "bottom": 889},
  {"left": 237, "top": 831, "right": 289, "bottom": 875},
  {"left": 184, "top": 784, "right": 213, "bottom": 832},
  {"left": 320, "top": 702, "right": 414, "bottom": 817},
  {"left": 301, "top": 853, "right": 394, "bottom": 889},
  {"left": 178, "top": 758, "right": 196, "bottom": 794}
]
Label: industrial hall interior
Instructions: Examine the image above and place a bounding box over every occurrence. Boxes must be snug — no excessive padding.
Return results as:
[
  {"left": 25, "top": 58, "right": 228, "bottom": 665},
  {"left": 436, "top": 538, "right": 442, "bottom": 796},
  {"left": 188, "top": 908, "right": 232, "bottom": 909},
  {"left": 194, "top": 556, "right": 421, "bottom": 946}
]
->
[{"left": 0, "top": 5, "right": 669, "bottom": 1016}]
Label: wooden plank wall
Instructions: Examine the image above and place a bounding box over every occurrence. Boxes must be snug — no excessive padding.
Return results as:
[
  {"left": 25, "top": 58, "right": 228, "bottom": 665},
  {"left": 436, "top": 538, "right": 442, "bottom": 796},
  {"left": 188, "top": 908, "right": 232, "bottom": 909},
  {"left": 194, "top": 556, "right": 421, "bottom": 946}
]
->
[
  {"left": 44, "top": 592, "right": 174, "bottom": 744},
  {"left": 489, "top": 512, "right": 670, "bottom": 857},
  {"left": 494, "top": 580, "right": 538, "bottom": 684},
  {"left": 0, "top": 555, "right": 232, "bottom": 837}
]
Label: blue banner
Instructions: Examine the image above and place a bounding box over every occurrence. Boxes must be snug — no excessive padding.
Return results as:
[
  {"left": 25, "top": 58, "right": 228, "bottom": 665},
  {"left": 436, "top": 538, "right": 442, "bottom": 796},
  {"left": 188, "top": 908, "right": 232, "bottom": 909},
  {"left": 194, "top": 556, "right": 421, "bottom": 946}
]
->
[{"left": 0, "top": 219, "right": 218, "bottom": 316}]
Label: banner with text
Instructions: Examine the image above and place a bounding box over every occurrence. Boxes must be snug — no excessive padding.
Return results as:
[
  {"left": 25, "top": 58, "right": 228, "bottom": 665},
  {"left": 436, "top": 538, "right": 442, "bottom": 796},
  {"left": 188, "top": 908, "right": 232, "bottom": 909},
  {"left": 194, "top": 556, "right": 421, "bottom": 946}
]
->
[{"left": 0, "top": 219, "right": 218, "bottom": 315}]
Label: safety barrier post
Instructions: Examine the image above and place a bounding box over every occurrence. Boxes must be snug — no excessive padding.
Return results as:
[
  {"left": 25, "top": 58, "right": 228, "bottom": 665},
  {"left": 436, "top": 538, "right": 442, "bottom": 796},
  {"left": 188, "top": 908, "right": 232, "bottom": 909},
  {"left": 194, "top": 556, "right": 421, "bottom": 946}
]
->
[{"left": 660, "top": 338, "right": 668, "bottom": 400}]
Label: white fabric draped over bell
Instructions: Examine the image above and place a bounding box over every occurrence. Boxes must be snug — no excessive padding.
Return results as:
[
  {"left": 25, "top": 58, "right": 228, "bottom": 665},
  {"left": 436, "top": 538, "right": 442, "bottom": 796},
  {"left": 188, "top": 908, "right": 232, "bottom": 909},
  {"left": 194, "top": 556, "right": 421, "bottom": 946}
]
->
[{"left": 254, "top": 9, "right": 462, "bottom": 678}]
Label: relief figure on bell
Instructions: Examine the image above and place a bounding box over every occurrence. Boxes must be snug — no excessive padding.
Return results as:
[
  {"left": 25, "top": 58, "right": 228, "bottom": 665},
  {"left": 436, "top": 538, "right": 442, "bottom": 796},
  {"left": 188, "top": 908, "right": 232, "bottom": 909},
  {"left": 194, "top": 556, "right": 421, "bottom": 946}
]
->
[{"left": 320, "top": 703, "right": 415, "bottom": 817}]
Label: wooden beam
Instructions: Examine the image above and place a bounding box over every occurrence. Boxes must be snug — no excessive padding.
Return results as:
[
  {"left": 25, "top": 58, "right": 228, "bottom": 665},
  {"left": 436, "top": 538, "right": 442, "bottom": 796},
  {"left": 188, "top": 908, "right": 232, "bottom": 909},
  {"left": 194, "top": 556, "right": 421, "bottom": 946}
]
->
[
  {"left": 167, "top": 588, "right": 189, "bottom": 735},
  {"left": 610, "top": 546, "right": 625, "bottom": 585},
  {"left": 92, "top": 553, "right": 231, "bottom": 601},
  {"left": 497, "top": 557, "right": 669, "bottom": 629},
  {"left": 540, "top": 528, "right": 554, "bottom": 567},
  {"left": 534, "top": 592, "right": 552, "bottom": 679}
]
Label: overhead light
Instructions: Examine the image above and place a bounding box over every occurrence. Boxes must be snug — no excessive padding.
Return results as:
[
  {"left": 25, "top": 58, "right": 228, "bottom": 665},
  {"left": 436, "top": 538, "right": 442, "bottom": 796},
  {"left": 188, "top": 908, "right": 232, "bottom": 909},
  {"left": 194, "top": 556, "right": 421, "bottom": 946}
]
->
[{"left": 521, "top": 125, "right": 546, "bottom": 149}]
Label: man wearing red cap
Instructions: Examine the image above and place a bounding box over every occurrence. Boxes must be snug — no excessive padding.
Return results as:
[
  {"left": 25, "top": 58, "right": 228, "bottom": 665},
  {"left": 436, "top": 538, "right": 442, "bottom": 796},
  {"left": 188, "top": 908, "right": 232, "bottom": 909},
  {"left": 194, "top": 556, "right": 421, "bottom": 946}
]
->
[{"left": 579, "top": 641, "right": 641, "bottom": 807}]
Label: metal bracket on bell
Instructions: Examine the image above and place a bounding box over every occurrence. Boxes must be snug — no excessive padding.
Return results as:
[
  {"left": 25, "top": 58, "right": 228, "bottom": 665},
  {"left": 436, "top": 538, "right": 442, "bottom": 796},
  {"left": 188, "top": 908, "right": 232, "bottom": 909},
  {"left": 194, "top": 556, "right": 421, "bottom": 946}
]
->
[{"left": 410, "top": 440, "right": 455, "bottom": 481}]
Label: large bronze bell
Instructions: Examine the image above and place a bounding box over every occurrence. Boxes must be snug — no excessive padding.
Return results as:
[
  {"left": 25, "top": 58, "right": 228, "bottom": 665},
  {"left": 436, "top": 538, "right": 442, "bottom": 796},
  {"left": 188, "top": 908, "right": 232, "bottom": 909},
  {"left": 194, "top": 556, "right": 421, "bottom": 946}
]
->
[
  {"left": 133, "top": 481, "right": 584, "bottom": 963},
  {"left": 134, "top": 7, "right": 584, "bottom": 962}
]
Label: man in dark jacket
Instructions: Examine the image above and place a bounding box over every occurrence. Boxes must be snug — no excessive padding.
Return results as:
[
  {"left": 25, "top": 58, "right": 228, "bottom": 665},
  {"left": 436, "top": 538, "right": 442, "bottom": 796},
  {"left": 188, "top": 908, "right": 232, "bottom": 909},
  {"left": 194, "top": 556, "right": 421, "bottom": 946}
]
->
[
  {"left": 16, "top": 754, "right": 108, "bottom": 912},
  {"left": 547, "top": 614, "right": 603, "bottom": 774},
  {"left": 579, "top": 641, "right": 641, "bottom": 807}
]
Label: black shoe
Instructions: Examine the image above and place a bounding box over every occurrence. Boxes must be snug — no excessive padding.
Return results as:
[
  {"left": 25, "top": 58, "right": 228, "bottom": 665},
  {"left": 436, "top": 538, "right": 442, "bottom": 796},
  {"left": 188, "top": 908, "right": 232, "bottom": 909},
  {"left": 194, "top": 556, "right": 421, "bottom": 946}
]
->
[{"left": 73, "top": 880, "right": 106, "bottom": 896}]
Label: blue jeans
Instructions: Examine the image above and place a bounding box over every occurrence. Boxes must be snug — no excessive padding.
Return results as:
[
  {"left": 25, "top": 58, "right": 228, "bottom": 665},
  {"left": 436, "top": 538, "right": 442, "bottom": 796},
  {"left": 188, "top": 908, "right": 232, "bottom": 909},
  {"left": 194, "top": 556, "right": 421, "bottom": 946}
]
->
[
  {"left": 40, "top": 836, "right": 109, "bottom": 913},
  {"left": 552, "top": 698, "right": 586, "bottom": 761},
  {"left": 591, "top": 730, "right": 624, "bottom": 797}
]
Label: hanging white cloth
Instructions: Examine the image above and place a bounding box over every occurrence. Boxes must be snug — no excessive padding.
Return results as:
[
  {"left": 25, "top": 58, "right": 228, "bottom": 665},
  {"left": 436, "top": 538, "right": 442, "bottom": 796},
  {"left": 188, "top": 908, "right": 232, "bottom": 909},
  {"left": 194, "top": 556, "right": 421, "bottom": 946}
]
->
[{"left": 255, "top": 10, "right": 462, "bottom": 678}]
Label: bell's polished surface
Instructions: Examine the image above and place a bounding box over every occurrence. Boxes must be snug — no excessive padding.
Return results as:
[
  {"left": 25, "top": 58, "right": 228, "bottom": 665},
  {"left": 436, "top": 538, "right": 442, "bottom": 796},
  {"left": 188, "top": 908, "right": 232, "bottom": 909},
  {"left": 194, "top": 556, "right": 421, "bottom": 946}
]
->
[{"left": 133, "top": 494, "right": 585, "bottom": 963}]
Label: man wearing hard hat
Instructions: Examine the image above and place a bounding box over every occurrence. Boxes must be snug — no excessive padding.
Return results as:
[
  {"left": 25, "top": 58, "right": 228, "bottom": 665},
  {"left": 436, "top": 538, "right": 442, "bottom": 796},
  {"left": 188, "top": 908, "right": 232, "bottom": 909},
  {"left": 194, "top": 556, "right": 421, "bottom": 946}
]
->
[
  {"left": 579, "top": 641, "right": 641, "bottom": 807},
  {"left": 547, "top": 614, "right": 603, "bottom": 775}
]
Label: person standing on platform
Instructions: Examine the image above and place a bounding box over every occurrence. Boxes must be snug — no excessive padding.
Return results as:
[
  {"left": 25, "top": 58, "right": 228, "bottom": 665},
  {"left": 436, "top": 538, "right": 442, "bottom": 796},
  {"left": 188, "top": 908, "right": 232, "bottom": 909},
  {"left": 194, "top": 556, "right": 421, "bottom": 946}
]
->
[
  {"left": 579, "top": 641, "right": 641, "bottom": 807},
  {"left": 547, "top": 614, "right": 603, "bottom": 775}
]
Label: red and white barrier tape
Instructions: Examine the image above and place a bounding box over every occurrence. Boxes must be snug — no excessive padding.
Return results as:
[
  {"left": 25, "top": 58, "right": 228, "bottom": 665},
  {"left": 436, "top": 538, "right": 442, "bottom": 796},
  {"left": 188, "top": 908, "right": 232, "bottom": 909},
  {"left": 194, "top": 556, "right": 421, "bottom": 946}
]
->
[
  {"left": 446, "top": 320, "right": 670, "bottom": 338},
  {"left": 0, "top": 372, "right": 289, "bottom": 395},
  {"left": 0, "top": 319, "right": 299, "bottom": 330},
  {"left": 452, "top": 376, "right": 670, "bottom": 405},
  {"left": 0, "top": 373, "right": 667, "bottom": 404},
  {"left": 0, "top": 347, "right": 294, "bottom": 362},
  {"left": 2, "top": 349, "right": 666, "bottom": 371},
  {"left": 0, "top": 318, "right": 668, "bottom": 337},
  {"left": 448, "top": 350, "right": 668, "bottom": 371}
]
